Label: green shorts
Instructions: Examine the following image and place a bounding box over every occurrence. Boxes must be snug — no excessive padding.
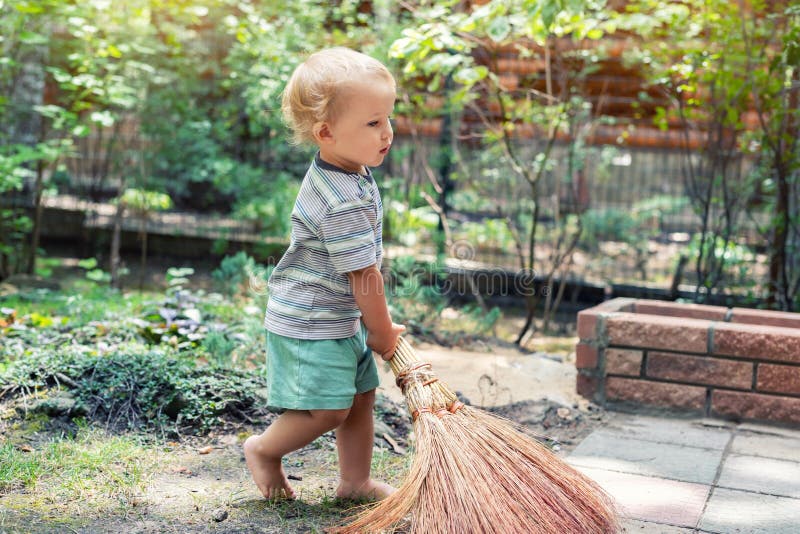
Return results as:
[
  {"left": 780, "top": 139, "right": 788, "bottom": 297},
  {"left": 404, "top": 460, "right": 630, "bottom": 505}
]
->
[{"left": 265, "top": 325, "right": 379, "bottom": 411}]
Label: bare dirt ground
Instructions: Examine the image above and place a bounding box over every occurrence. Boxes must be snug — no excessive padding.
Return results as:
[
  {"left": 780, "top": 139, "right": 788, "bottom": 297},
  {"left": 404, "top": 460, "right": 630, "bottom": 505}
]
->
[{"left": 0, "top": 334, "right": 608, "bottom": 533}]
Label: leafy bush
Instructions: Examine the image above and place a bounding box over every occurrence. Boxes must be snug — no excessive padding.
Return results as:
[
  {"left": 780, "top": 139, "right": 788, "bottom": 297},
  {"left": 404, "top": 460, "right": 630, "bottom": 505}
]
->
[
  {"left": 201, "top": 330, "right": 238, "bottom": 367},
  {"left": 212, "top": 252, "right": 271, "bottom": 298},
  {"left": 684, "top": 233, "right": 760, "bottom": 300},
  {"left": 0, "top": 272, "right": 271, "bottom": 435},
  {"left": 0, "top": 348, "right": 267, "bottom": 434}
]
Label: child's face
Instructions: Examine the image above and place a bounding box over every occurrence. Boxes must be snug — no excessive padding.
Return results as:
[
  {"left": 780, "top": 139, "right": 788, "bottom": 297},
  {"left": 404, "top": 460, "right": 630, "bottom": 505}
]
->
[{"left": 317, "top": 78, "right": 395, "bottom": 174}]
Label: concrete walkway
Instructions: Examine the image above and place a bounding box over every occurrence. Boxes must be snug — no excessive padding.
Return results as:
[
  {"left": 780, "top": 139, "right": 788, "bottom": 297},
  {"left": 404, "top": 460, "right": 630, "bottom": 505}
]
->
[{"left": 567, "top": 413, "right": 800, "bottom": 533}]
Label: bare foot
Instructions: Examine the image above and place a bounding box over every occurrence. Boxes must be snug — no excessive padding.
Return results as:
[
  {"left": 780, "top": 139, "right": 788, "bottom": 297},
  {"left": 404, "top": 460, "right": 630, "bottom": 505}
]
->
[
  {"left": 243, "top": 435, "right": 296, "bottom": 500},
  {"left": 336, "top": 478, "right": 396, "bottom": 501}
]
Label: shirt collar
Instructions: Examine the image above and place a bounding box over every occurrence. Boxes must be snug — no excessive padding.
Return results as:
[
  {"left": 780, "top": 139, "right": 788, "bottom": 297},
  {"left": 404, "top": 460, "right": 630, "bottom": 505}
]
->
[{"left": 314, "top": 152, "right": 373, "bottom": 181}]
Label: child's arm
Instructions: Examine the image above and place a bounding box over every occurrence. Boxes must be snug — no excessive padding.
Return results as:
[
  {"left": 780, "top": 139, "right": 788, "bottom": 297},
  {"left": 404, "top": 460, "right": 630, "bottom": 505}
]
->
[{"left": 347, "top": 264, "right": 405, "bottom": 360}]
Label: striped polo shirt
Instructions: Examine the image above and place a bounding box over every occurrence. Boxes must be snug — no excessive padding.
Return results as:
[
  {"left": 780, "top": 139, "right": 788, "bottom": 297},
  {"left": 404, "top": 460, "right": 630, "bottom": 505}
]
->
[{"left": 264, "top": 153, "right": 383, "bottom": 339}]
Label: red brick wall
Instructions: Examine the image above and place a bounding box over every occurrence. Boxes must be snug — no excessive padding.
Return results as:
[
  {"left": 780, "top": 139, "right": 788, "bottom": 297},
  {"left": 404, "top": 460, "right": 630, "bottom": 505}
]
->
[{"left": 576, "top": 298, "right": 800, "bottom": 427}]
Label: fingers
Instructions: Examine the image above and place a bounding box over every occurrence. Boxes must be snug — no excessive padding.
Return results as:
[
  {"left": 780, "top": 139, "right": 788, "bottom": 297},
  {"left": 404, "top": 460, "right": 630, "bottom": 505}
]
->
[
  {"left": 381, "top": 323, "right": 406, "bottom": 360},
  {"left": 367, "top": 323, "right": 406, "bottom": 360}
]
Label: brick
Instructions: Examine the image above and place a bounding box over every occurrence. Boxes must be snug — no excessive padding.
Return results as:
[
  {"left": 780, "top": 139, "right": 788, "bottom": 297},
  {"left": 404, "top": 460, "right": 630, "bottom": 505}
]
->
[
  {"left": 634, "top": 300, "right": 728, "bottom": 321},
  {"left": 711, "top": 390, "right": 800, "bottom": 425},
  {"left": 646, "top": 352, "right": 752, "bottom": 389},
  {"left": 606, "top": 313, "right": 710, "bottom": 354},
  {"left": 730, "top": 308, "right": 800, "bottom": 329},
  {"left": 575, "top": 343, "right": 599, "bottom": 369},
  {"left": 577, "top": 310, "right": 600, "bottom": 340},
  {"left": 576, "top": 373, "right": 600, "bottom": 400},
  {"left": 605, "top": 348, "right": 643, "bottom": 376},
  {"left": 577, "top": 298, "right": 636, "bottom": 340},
  {"left": 713, "top": 323, "right": 800, "bottom": 364},
  {"left": 606, "top": 377, "right": 706, "bottom": 411},
  {"left": 757, "top": 364, "right": 800, "bottom": 395}
]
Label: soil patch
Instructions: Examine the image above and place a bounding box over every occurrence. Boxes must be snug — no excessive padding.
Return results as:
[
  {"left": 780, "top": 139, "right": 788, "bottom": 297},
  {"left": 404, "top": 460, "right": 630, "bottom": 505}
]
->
[{"left": 0, "top": 338, "right": 607, "bottom": 533}]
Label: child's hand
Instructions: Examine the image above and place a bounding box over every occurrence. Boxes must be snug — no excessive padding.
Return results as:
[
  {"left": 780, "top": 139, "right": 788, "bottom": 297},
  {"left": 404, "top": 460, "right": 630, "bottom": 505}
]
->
[{"left": 367, "top": 323, "right": 406, "bottom": 361}]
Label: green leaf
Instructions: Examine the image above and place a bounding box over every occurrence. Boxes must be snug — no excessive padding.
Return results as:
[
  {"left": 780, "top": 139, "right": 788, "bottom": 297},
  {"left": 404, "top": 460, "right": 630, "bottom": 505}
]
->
[
  {"left": 14, "top": 2, "right": 44, "bottom": 14},
  {"left": 29, "top": 313, "right": 54, "bottom": 328},
  {"left": 106, "top": 44, "right": 122, "bottom": 58},
  {"left": 86, "top": 269, "right": 110, "bottom": 283},
  {"left": 453, "top": 65, "right": 488, "bottom": 86},
  {"left": 19, "top": 31, "right": 48, "bottom": 45},
  {"left": 587, "top": 28, "right": 604, "bottom": 40},
  {"left": 72, "top": 124, "right": 90, "bottom": 137},
  {"left": 78, "top": 258, "right": 98, "bottom": 270},
  {"left": 90, "top": 111, "right": 116, "bottom": 127},
  {"left": 487, "top": 16, "right": 511, "bottom": 43},
  {"left": 541, "top": 0, "right": 560, "bottom": 30}
]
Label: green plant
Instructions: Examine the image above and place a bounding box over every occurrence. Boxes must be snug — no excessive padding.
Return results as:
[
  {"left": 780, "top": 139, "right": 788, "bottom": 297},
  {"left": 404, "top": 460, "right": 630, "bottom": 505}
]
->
[
  {"left": 0, "top": 426, "right": 162, "bottom": 515},
  {"left": 201, "top": 330, "right": 237, "bottom": 368},
  {"left": 0, "top": 347, "right": 267, "bottom": 435},
  {"left": 383, "top": 200, "right": 439, "bottom": 247},
  {"left": 77, "top": 257, "right": 111, "bottom": 284},
  {"left": 390, "top": 0, "right": 616, "bottom": 344},
  {"left": 387, "top": 256, "right": 448, "bottom": 334},
  {"left": 212, "top": 252, "right": 270, "bottom": 298},
  {"left": 580, "top": 195, "right": 688, "bottom": 280},
  {"left": 684, "top": 233, "right": 760, "bottom": 302}
]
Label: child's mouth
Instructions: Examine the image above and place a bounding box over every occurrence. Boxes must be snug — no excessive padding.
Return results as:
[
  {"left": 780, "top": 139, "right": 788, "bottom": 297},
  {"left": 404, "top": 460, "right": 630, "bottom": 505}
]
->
[{"left": 380, "top": 145, "right": 390, "bottom": 155}]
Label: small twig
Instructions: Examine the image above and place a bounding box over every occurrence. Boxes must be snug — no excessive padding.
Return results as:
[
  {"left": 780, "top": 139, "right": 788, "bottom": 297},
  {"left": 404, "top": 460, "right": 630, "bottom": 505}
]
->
[
  {"left": 54, "top": 372, "right": 78, "bottom": 389},
  {"left": 382, "top": 432, "right": 406, "bottom": 455}
]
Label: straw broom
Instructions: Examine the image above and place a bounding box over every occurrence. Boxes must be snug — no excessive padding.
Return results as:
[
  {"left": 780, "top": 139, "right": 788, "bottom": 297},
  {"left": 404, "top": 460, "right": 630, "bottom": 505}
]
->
[{"left": 336, "top": 337, "right": 618, "bottom": 534}]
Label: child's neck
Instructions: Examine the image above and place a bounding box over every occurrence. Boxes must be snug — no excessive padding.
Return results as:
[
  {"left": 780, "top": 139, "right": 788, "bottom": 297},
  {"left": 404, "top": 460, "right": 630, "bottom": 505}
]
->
[{"left": 317, "top": 150, "right": 366, "bottom": 176}]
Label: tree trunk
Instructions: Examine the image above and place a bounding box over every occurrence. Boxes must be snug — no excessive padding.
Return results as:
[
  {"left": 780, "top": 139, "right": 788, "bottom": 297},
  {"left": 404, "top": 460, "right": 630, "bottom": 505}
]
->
[
  {"left": 768, "top": 167, "right": 790, "bottom": 309},
  {"left": 110, "top": 202, "right": 124, "bottom": 289},
  {"left": 767, "top": 65, "right": 798, "bottom": 310},
  {"left": 25, "top": 153, "right": 45, "bottom": 274},
  {"left": 139, "top": 217, "right": 148, "bottom": 290},
  {"left": 514, "top": 296, "right": 536, "bottom": 346}
]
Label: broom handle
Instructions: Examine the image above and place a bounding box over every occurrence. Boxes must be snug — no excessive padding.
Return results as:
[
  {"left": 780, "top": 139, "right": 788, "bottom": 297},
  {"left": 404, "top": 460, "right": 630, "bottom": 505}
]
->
[{"left": 387, "top": 337, "right": 420, "bottom": 378}]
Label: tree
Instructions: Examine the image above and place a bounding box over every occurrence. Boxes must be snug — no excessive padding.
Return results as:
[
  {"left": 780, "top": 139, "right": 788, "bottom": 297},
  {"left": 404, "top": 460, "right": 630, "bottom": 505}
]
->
[
  {"left": 0, "top": 0, "right": 61, "bottom": 279},
  {"left": 117, "top": 188, "right": 172, "bottom": 289},
  {"left": 745, "top": 2, "right": 800, "bottom": 310},
  {"left": 626, "top": 0, "right": 800, "bottom": 309},
  {"left": 390, "top": 0, "right": 616, "bottom": 343},
  {"left": 623, "top": 0, "right": 758, "bottom": 302}
]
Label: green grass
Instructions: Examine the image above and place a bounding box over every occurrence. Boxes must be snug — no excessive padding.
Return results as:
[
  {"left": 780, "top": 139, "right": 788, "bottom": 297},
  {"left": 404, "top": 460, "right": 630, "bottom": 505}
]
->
[
  {"left": 0, "top": 282, "right": 162, "bottom": 327},
  {"left": 0, "top": 426, "right": 161, "bottom": 513}
]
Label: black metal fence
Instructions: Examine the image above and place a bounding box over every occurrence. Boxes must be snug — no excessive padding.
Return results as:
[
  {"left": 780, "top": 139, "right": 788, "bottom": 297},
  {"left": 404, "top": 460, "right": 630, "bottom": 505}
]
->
[{"left": 2, "top": 132, "right": 771, "bottom": 293}]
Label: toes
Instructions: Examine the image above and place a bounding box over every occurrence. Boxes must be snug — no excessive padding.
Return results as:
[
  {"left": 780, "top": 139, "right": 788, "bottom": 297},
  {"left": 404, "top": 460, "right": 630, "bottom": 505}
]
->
[{"left": 265, "top": 486, "right": 295, "bottom": 501}]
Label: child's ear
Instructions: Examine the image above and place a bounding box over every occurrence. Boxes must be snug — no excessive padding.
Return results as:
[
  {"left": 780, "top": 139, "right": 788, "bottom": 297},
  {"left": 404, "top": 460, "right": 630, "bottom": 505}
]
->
[{"left": 313, "top": 122, "right": 333, "bottom": 145}]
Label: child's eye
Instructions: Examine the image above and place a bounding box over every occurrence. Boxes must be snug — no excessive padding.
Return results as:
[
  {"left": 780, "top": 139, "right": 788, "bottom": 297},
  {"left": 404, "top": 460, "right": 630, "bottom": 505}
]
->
[{"left": 367, "top": 120, "right": 379, "bottom": 127}]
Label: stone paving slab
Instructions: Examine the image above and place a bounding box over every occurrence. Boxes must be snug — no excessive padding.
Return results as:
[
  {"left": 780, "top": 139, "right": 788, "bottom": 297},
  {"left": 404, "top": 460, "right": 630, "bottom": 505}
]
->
[
  {"left": 569, "top": 432, "right": 723, "bottom": 484},
  {"left": 620, "top": 518, "right": 700, "bottom": 533},
  {"left": 575, "top": 466, "right": 710, "bottom": 528},
  {"left": 603, "top": 414, "right": 733, "bottom": 450},
  {"left": 717, "top": 453, "right": 800, "bottom": 498},
  {"left": 698, "top": 487, "right": 800, "bottom": 534},
  {"left": 738, "top": 422, "right": 800, "bottom": 440},
  {"left": 730, "top": 431, "right": 800, "bottom": 462}
]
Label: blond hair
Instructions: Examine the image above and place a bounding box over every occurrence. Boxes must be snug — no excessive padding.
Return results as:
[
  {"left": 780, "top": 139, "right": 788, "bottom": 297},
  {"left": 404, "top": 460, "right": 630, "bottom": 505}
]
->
[{"left": 281, "top": 47, "right": 395, "bottom": 145}]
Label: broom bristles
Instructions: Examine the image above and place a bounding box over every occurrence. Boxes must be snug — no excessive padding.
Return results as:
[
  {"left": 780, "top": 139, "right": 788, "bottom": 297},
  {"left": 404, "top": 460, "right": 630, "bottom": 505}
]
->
[{"left": 334, "top": 337, "right": 618, "bottom": 533}]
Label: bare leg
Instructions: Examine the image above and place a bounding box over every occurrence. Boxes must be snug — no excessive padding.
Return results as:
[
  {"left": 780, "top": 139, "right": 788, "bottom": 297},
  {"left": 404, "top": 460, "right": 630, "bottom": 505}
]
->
[
  {"left": 335, "top": 389, "right": 396, "bottom": 500},
  {"left": 245, "top": 408, "right": 349, "bottom": 500}
]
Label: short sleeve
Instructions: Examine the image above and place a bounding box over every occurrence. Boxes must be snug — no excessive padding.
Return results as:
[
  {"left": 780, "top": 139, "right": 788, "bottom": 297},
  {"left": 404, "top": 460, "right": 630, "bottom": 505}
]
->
[{"left": 319, "top": 199, "right": 377, "bottom": 274}]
